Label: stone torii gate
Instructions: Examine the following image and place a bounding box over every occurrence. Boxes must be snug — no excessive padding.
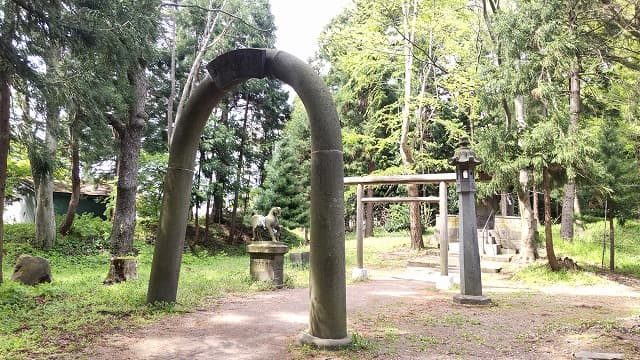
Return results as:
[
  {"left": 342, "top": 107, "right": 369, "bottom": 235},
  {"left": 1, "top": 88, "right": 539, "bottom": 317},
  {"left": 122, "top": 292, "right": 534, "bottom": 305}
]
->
[
  {"left": 344, "top": 173, "right": 456, "bottom": 280},
  {"left": 146, "top": 49, "right": 350, "bottom": 348}
]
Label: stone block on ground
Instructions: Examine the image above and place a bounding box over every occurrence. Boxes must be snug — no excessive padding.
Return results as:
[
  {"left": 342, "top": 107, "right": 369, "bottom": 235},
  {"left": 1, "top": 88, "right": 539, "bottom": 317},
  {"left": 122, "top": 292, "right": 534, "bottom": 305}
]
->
[{"left": 11, "top": 254, "right": 52, "bottom": 285}]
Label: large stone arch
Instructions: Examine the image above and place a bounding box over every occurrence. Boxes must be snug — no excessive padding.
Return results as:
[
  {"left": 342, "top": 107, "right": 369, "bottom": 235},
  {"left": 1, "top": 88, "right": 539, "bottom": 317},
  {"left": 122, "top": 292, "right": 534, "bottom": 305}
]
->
[{"left": 146, "top": 49, "right": 349, "bottom": 346}]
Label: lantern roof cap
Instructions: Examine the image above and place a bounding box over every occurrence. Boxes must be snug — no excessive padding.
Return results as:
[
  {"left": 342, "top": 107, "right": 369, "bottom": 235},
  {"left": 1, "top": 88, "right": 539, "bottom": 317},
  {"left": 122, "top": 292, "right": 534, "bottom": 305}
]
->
[{"left": 449, "top": 135, "right": 482, "bottom": 166}]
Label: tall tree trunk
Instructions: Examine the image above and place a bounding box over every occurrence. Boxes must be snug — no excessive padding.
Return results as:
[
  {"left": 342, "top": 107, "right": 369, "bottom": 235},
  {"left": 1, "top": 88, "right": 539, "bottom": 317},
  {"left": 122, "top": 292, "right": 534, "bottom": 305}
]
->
[
  {"left": 560, "top": 62, "right": 581, "bottom": 241},
  {"left": 33, "top": 97, "right": 59, "bottom": 250},
  {"left": 59, "top": 116, "right": 81, "bottom": 235},
  {"left": 229, "top": 97, "right": 250, "bottom": 243},
  {"left": 517, "top": 170, "right": 537, "bottom": 262},
  {"left": 0, "top": 73, "right": 11, "bottom": 283},
  {"left": 213, "top": 184, "right": 224, "bottom": 224},
  {"left": 109, "top": 62, "right": 148, "bottom": 256},
  {"left": 543, "top": 168, "right": 560, "bottom": 271},
  {"left": 400, "top": 0, "right": 423, "bottom": 250},
  {"left": 609, "top": 217, "right": 615, "bottom": 272},
  {"left": 515, "top": 95, "right": 536, "bottom": 261}
]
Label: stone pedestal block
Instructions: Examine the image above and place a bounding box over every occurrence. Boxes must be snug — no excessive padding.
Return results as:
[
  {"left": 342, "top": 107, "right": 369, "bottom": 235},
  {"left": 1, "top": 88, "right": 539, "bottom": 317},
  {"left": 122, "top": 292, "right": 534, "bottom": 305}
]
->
[
  {"left": 247, "top": 241, "right": 289, "bottom": 288},
  {"left": 453, "top": 294, "right": 492, "bottom": 306}
]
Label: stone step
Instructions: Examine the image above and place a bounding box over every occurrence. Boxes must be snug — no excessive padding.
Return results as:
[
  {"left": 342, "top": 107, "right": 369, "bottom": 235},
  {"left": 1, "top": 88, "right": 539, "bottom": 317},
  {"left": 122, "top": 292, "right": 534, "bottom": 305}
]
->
[
  {"left": 480, "top": 243, "right": 501, "bottom": 256},
  {"left": 481, "top": 254, "right": 513, "bottom": 263}
]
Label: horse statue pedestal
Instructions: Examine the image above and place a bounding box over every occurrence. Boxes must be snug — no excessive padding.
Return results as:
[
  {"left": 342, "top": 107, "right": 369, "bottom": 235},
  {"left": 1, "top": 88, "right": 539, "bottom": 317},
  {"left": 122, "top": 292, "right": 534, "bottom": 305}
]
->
[{"left": 247, "top": 241, "right": 289, "bottom": 288}]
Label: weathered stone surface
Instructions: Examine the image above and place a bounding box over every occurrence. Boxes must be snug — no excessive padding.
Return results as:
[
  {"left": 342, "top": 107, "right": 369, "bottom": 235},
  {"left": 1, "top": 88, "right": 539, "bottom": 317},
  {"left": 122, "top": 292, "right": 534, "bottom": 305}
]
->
[
  {"left": 297, "top": 331, "right": 352, "bottom": 349},
  {"left": 11, "top": 254, "right": 52, "bottom": 285},
  {"left": 247, "top": 241, "right": 289, "bottom": 288},
  {"left": 453, "top": 294, "right": 492, "bottom": 306}
]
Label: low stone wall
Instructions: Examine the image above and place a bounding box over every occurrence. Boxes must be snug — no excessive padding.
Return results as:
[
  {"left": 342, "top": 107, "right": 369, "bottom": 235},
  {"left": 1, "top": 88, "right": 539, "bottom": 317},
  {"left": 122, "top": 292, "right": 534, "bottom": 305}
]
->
[
  {"left": 434, "top": 215, "right": 459, "bottom": 242},
  {"left": 493, "top": 215, "right": 521, "bottom": 250}
]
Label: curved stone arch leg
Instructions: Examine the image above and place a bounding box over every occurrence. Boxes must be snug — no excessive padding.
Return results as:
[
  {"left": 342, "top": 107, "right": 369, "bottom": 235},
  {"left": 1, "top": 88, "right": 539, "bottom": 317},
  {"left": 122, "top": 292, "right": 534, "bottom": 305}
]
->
[{"left": 146, "top": 49, "right": 350, "bottom": 347}]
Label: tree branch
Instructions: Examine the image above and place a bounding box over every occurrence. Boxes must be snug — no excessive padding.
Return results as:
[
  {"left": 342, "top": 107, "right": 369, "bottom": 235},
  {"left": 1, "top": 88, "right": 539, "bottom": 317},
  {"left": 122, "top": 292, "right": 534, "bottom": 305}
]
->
[
  {"left": 160, "top": 2, "right": 272, "bottom": 33},
  {"left": 105, "top": 112, "right": 125, "bottom": 135}
]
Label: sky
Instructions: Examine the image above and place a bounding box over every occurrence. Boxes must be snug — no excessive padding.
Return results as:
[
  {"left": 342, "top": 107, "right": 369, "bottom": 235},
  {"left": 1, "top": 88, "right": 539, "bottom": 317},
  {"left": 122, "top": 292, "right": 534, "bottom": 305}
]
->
[{"left": 269, "top": 0, "right": 351, "bottom": 62}]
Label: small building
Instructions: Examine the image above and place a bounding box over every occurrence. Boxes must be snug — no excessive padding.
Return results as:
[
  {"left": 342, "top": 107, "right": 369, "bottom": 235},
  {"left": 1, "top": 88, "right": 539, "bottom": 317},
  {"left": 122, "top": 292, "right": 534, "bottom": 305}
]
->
[{"left": 4, "top": 180, "right": 111, "bottom": 223}]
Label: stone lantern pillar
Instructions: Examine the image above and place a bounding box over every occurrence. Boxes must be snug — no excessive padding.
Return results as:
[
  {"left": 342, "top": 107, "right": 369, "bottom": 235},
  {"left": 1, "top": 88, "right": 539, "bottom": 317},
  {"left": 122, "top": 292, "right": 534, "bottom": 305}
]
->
[{"left": 449, "top": 136, "right": 491, "bottom": 305}]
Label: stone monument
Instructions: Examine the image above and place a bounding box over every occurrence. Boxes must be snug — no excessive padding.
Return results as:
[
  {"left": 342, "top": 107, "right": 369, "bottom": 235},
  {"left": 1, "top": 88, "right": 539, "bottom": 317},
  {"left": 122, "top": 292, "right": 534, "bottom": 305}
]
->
[{"left": 247, "top": 206, "right": 289, "bottom": 288}]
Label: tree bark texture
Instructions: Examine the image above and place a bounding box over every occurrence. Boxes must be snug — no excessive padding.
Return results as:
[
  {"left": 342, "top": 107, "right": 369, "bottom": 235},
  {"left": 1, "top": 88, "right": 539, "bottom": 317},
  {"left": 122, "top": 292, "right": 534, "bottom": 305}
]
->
[
  {"left": 560, "top": 180, "right": 575, "bottom": 240},
  {"left": 0, "top": 74, "right": 10, "bottom": 283},
  {"left": 560, "top": 65, "right": 581, "bottom": 241},
  {"left": 104, "top": 257, "right": 138, "bottom": 284},
  {"left": 33, "top": 99, "right": 59, "bottom": 250},
  {"left": 408, "top": 184, "right": 424, "bottom": 249},
  {"left": 59, "top": 119, "right": 81, "bottom": 235},
  {"left": 543, "top": 168, "right": 560, "bottom": 271},
  {"left": 110, "top": 63, "right": 147, "bottom": 256},
  {"left": 517, "top": 170, "right": 537, "bottom": 262}
]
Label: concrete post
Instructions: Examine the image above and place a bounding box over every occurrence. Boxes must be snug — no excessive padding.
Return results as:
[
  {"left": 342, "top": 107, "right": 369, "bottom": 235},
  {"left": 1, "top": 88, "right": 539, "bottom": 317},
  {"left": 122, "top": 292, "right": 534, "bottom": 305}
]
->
[
  {"left": 352, "top": 183, "right": 367, "bottom": 280},
  {"left": 146, "top": 49, "right": 350, "bottom": 347},
  {"left": 449, "top": 136, "right": 491, "bottom": 305}
]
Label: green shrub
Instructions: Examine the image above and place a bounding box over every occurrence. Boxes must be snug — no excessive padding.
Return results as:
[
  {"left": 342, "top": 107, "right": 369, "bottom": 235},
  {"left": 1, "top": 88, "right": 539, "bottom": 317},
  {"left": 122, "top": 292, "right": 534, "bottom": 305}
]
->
[{"left": 383, "top": 204, "right": 410, "bottom": 232}]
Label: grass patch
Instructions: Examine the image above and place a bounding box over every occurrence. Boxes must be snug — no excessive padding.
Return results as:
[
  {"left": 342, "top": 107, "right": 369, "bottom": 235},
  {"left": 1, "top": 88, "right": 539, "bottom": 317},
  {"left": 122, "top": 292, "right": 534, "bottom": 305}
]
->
[
  {"left": 512, "top": 262, "right": 606, "bottom": 286},
  {"left": 553, "top": 220, "right": 640, "bottom": 277},
  {"left": 0, "top": 218, "right": 309, "bottom": 359}
]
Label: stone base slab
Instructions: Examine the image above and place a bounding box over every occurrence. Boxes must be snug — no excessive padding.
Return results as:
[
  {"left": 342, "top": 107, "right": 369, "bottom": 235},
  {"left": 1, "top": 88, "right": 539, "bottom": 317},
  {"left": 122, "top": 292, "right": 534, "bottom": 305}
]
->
[
  {"left": 453, "top": 294, "right": 492, "bottom": 306},
  {"left": 297, "top": 331, "right": 352, "bottom": 349}
]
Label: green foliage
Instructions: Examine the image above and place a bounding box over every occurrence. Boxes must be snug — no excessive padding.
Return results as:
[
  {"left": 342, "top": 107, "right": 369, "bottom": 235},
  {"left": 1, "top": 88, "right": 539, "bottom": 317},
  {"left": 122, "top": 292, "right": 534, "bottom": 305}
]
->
[
  {"left": 554, "top": 220, "right": 640, "bottom": 277},
  {"left": 137, "top": 151, "right": 168, "bottom": 222},
  {"left": 383, "top": 204, "right": 411, "bottom": 232},
  {"left": 512, "top": 263, "right": 605, "bottom": 286},
  {"left": 253, "top": 100, "right": 310, "bottom": 229}
]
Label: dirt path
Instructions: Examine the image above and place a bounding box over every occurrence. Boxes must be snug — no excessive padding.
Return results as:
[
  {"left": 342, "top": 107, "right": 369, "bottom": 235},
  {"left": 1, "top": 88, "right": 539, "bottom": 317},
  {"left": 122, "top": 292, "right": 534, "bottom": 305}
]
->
[{"left": 83, "top": 268, "right": 640, "bottom": 360}]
